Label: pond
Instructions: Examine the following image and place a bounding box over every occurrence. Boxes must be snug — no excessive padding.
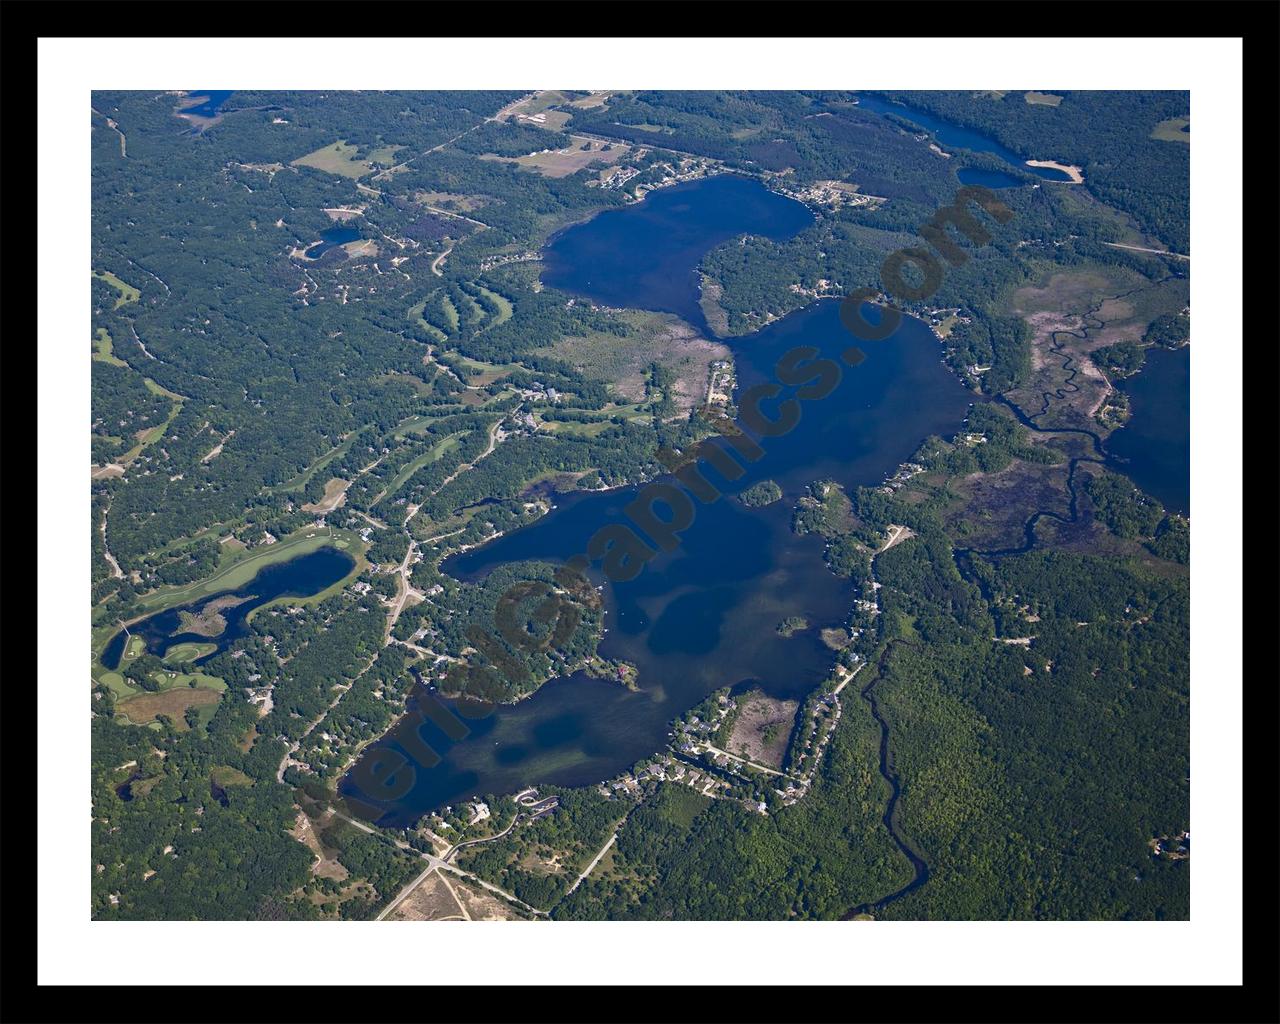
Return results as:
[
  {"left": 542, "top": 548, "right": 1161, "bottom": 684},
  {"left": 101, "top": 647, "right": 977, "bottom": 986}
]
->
[
  {"left": 101, "top": 547, "right": 355, "bottom": 671},
  {"left": 304, "top": 226, "right": 362, "bottom": 259},
  {"left": 180, "top": 91, "right": 234, "bottom": 119},
  {"left": 854, "top": 94, "right": 1075, "bottom": 182}
]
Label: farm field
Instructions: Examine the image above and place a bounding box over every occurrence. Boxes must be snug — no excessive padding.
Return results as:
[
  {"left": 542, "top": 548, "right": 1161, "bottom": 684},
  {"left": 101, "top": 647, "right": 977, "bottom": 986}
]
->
[{"left": 481, "top": 136, "right": 628, "bottom": 178}]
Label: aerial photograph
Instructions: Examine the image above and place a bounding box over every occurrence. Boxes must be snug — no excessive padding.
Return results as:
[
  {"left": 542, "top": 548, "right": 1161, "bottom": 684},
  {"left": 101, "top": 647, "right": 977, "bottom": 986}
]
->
[{"left": 88, "top": 86, "right": 1191, "bottom": 924}]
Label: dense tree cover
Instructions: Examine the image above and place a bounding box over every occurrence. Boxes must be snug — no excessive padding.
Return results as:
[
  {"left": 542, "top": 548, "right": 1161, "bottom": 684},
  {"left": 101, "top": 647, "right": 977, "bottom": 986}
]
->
[
  {"left": 91, "top": 358, "right": 173, "bottom": 463},
  {"left": 736, "top": 479, "right": 782, "bottom": 507},
  {"left": 871, "top": 549, "right": 1189, "bottom": 920},
  {"left": 570, "top": 92, "right": 959, "bottom": 203},
  {"left": 1084, "top": 470, "right": 1166, "bottom": 539},
  {"left": 91, "top": 704, "right": 314, "bottom": 919},
  {"left": 880, "top": 90, "right": 1190, "bottom": 253},
  {"left": 455, "top": 787, "right": 621, "bottom": 910},
  {"left": 399, "top": 561, "right": 603, "bottom": 703},
  {"left": 1143, "top": 311, "right": 1191, "bottom": 348},
  {"left": 555, "top": 692, "right": 909, "bottom": 919},
  {"left": 791, "top": 480, "right": 876, "bottom": 581},
  {"left": 1146, "top": 514, "right": 1190, "bottom": 565},
  {"left": 1092, "top": 339, "right": 1146, "bottom": 378}
]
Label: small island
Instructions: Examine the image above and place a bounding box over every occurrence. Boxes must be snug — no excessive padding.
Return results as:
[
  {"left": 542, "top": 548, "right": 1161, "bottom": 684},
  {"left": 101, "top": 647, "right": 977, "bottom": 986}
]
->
[
  {"left": 776, "top": 616, "right": 809, "bottom": 637},
  {"left": 737, "top": 479, "right": 782, "bottom": 508}
]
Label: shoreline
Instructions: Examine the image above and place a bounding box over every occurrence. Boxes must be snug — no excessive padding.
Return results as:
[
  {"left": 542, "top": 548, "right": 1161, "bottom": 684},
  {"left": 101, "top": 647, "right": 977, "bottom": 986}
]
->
[{"left": 1025, "top": 159, "right": 1085, "bottom": 184}]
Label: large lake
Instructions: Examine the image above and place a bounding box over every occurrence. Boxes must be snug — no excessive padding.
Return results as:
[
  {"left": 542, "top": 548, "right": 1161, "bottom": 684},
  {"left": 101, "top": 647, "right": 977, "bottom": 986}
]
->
[
  {"left": 542, "top": 174, "right": 814, "bottom": 332},
  {"left": 344, "top": 174, "right": 974, "bottom": 824},
  {"left": 1105, "top": 345, "right": 1190, "bottom": 515}
]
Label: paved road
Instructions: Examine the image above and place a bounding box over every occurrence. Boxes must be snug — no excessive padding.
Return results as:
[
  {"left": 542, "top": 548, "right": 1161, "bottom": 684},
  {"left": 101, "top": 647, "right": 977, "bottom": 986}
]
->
[
  {"left": 1103, "top": 242, "right": 1190, "bottom": 261},
  {"left": 566, "top": 832, "right": 616, "bottom": 896}
]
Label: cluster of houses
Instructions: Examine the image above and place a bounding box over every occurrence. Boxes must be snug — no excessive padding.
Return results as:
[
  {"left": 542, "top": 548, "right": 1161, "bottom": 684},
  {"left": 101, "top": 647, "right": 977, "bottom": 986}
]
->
[
  {"left": 770, "top": 179, "right": 886, "bottom": 212},
  {"left": 595, "top": 165, "right": 641, "bottom": 191},
  {"left": 626, "top": 156, "right": 718, "bottom": 203},
  {"left": 881, "top": 461, "right": 926, "bottom": 494},
  {"left": 704, "top": 359, "right": 736, "bottom": 412},
  {"left": 478, "top": 251, "right": 541, "bottom": 272}
]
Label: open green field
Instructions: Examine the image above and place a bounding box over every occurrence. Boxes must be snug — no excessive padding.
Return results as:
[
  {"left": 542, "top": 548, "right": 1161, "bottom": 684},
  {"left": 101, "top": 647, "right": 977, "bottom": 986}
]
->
[
  {"left": 538, "top": 417, "right": 614, "bottom": 438},
  {"left": 211, "top": 765, "right": 255, "bottom": 788},
  {"left": 148, "top": 669, "right": 227, "bottom": 693},
  {"left": 374, "top": 433, "right": 465, "bottom": 505},
  {"left": 93, "top": 270, "right": 140, "bottom": 308},
  {"left": 1150, "top": 117, "right": 1190, "bottom": 143},
  {"left": 451, "top": 354, "right": 519, "bottom": 386},
  {"left": 291, "top": 141, "right": 376, "bottom": 178},
  {"left": 474, "top": 285, "right": 513, "bottom": 327},
  {"left": 389, "top": 408, "right": 467, "bottom": 438},
  {"left": 99, "top": 671, "right": 134, "bottom": 700},
  {"left": 367, "top": 143, "right": 405, "bottom": 165},
  {"left": 117, "top": 684, "right": 224, "bottom": 730},
  {"left": 440, "top": 294, "right": 460, "bottom": 331},
  {"left": 163, "top": 641, "right": 219, "bottom": 664},
  {"left": 93, "top": 328, "right": 127, "bottom": 366},
  {"left": 407, "top": 298, "right": 449, "bottom": 342}
]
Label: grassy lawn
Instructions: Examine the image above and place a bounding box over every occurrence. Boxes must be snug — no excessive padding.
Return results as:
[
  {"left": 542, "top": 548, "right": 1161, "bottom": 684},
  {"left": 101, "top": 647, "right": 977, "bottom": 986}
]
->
[
  {"left": 474, "top": 285, "right": 513, "bottom": 327},
  {"left": 116, "top": 383, "right": 183, "bottom": 465},
  {"left": 440, "top": 294, "right": 460, "bottom": 331},
  {"left": 162, "top": 641, "right": 219, "bottom": 664},
  {"left": 148, "top": 669, "right": 227, "bottom": 693},
  {"left": 301, "top": 477, "right": 351, "bottom": 514},
  {"left": 93, "top": 270, "right": 140, "bottom": 308},
  {"left": 93, "top": 328, "right": 127, "bottom": 366},
  {"left": 451, "top": 354, "right": 519, "bottom": 386},
  {"left": 291, "top": 141, "right": 375, "bottom": 178},
  {"left": 407, "top": 298, "right": 449, "bottom": 342},
  {"left": 1150, "top": 117, "right": 1190, "bottom": 143},
  {"left": 366, "top": 143, "right": 405, "bottom": 165}
]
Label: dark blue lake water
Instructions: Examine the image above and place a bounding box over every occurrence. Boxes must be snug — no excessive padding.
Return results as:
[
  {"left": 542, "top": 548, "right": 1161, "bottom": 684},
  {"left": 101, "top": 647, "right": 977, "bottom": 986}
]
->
[
  {"left": 101, "top": 547, "right": 354, "bottom": 671},
  {"left": 855, "top": 94, "right": 1074, "bottom": 183},
  {"left": 1105, "top": 345, "right": 1190, "bottom": 515},
  {"left": 956, "top": 167, "right": 1025, "bottom": 190},
  {"left": 181, "top": 91, "right": 234, "bottom": 119},
  {"left": 542, "top": 174, "right": 814, "bottom": 333},
  {"left": 344, "top": 175, "right": 974, "bottom": 824},
  {"left": 305, "top": 226, "right": 362, "bottom": 258}
]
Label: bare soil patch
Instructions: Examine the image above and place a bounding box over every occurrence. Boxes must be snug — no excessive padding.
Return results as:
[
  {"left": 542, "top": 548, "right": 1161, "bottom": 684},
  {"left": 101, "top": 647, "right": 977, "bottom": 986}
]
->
[
  {"left": 387, "top": 872, "right": 465, "bottom": 921},
  {"left": 116, "top": 688, "right": 221, "bottom": 729},
  {"left": 725, "top": 692, "right": 799, "bottom": 770},
  {"left": 302, "top": 477, "right": 351, "bottom": 514},
  {"left": 451, "top": 879, "right": 530, "bottom": 921}
]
